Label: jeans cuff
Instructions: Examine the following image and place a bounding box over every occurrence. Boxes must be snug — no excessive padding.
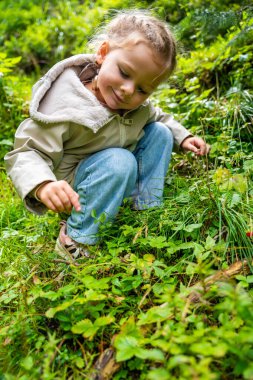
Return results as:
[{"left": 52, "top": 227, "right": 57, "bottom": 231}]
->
[
  {"left": 67, "top": 225, "right": 99, "bottom": 245},
  {"left": 132, "top": 199, "right": 163, "bottom": 210}
]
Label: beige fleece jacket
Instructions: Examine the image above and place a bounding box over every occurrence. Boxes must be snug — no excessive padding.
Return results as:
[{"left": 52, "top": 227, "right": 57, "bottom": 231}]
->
[{"left": 4, "top": 54, "right": 191, "bottom": 214}]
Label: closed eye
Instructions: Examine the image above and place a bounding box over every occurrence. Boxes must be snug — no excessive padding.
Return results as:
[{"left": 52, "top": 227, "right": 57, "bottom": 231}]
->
[
  {"left": 137, "top": 87, "right": 148, "bottom": 95},
  {"left": 119, "top": 67, "right": 129, "bottom": 78}
]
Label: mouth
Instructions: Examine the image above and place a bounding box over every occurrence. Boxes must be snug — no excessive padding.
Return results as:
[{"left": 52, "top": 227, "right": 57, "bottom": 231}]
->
[{"left": 112, "top": 89, "right": 124, "bottom": 103}]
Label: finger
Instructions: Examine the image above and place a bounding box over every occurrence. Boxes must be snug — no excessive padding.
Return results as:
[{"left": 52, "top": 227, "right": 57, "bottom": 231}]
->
[
  {"left": 189, "top": 143, "right": 200, "bottom": 154},
  {"left": 69, "top": 192, "right": 81, "bottom": 212},
  {"left": 48, "top": 194, "right": 67, "bottom": 213},
  {"left": 62, "top": 186, "right": 81, "bottom": 212},
  {"left": 56, "top": 189, "right": 74, "bottom": 212},
  {"left": 199, "top": 144, "right": 206, "bottom": 156},
  {"left": 199, "top": 143, "right": 210, "bottom": 156},
  {"left": 44, "top": 199, "right": 58, "bottom": 213}
]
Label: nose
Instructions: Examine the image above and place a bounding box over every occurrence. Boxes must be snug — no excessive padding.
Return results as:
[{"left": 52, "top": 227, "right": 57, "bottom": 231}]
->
[{"left": 121, "top": 80, "right": 135, "bottom": 97}]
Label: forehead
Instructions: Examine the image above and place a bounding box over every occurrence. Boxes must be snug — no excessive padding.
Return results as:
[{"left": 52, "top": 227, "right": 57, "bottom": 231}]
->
[{"left": 112, "top": 42, "right": 167, "bottom": 89}]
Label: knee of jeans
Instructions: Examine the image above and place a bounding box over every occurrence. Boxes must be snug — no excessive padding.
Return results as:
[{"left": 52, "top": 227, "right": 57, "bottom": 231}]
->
[
  {"left": 107, "top": 148, "right": 137, "bottom": 180},
  {"left": 147, "top": 122, "right": 174, "bottom": 147}
]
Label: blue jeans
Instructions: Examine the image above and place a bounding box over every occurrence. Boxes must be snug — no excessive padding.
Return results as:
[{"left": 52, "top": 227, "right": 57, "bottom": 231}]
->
[{"left": 67, "top": 122, "right": 173, "bottom": 244}]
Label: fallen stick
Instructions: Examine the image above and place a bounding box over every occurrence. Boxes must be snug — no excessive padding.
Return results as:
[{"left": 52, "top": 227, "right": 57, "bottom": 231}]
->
[
  {"left": 91, "top": 347, "right": 120, "bottom": 380},
  {"left": 188, "top": 259, "right": 252, "bottom": 303}
]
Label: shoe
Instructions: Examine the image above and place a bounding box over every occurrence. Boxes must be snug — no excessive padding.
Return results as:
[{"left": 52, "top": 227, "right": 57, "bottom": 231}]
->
[{"left": 55, "top": 221, "right": 92, "bottom": 260}]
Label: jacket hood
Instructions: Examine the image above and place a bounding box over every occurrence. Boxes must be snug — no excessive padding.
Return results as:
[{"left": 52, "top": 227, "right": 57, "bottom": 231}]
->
[{"left": 29, "top": 54, "right": 112, "bottom": 132}]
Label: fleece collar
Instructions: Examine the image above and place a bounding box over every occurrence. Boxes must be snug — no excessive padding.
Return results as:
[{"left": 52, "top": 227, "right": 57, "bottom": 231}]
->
[{"left": 29, "top": 54, "right": 113, "bottom": 132}]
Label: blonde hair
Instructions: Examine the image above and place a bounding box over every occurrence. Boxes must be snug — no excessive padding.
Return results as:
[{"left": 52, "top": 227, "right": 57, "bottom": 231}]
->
[{"left": 89, "top": 10, "right": 177, "bottom": 76}]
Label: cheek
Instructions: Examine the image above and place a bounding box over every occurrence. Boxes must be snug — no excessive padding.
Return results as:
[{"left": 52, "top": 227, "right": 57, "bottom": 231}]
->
[
  {"left": 97, "top": 69, "right": 108, "bottom": 89},
  {"left": 134, "top": 94, "right": 149, "bottom": 104}
]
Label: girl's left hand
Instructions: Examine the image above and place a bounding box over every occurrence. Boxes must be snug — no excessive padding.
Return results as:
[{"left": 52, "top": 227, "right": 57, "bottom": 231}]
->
[{"left": 181, "top": 136, "right": 210, "bottom": 156}]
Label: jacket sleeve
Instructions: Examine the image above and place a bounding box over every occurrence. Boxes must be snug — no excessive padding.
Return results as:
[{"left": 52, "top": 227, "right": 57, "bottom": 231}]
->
[
  {"left": 146, "top": 103, "right": 192, "bottom": 146},
  {"left": 4, "top": 118, "right": 69, "bottom": 214}
]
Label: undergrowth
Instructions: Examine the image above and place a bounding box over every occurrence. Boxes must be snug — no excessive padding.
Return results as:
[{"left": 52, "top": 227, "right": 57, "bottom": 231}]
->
[
  {"left": 0, "top": 1, "right": 253, "bottom": 379},
  {"left": 1, "top": 158, "right": 253, "bottom": 379}
]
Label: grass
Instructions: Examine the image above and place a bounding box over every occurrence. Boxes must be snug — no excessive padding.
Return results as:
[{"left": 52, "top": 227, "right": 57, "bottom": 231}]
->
[{"left": 1, "top": 157, "right": 253, "bottom": 379}]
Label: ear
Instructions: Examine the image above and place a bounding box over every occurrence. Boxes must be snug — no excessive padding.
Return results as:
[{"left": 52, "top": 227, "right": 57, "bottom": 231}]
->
[{"left": 96, "top": 41, "right": 110, "bottom": 65}]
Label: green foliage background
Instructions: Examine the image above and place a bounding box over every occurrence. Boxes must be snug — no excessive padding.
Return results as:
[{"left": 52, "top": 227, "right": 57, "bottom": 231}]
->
[{"left": 0, "top": 1, "right": 253, "bottom": 379}]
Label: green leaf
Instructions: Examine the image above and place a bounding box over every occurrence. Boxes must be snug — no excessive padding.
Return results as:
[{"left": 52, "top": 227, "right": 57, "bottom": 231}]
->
[
  {"left": 246, "top": 276, "right": 253, "bottom": 284},
  {"left": 190, "top": 342, "right": 228, "bottom": 357},
  {"left": 71, "top": 318, "right": 93, "bottom": 334},
  {"left": 94, "top": 315, "right": 115, "bottom": 327},
  {"left": 230, "top": 174, "right": 247, "bottom": 193},
  {"left": 205, "top": 235, "right": 216, "bottom": 250},
  {"left": 114, "top": 336, "right": 140, "bottom": 361},
  {"left": 45, "top": 300, "right": 74, "bottom": 318},
  {"left": 72, "top": 315, "right": 114, "bottom": 338},
  {"left": 82, "top": 275, "right": 110, "bottom": 290},
  {"left": 0, "top": 139, "right": 13, "bottom": 146},
  {"left": 137, "top": 304, "right": 172, "bottom": 325},
  {"left": 167, "top": 242, "right": 196, "bottom": 255},
  {"left": 83, "top": 290, "right": 107, "bottom": 301},
  {"left": 147, "top": 236, "right": 169, "bottom": 248},
  {"left": 136, "top": 348, "right": 165, "bottom": 361},
  {"left": 229, "top": 192, "right": 242, "bottom": 208},
  {"left": 75, "top": 357, "right": 85, "bottom": 369},
  {"left": 147, "top": 368, "right": 170, "bottom": 380},
  {"left": 20, "top": 356, "right": 34, "bottom": 370},
  {"left": 243, "top": 160, "right": 253, "bottom": 173},
  {"left": 184, "top": 223, "right": 202, "bottom": 232},
  {"left": 91, "top": 209, "right": 97, "bottom": 218}
]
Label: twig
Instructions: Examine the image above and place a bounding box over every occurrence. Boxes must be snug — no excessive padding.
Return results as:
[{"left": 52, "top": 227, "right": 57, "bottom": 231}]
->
[
  {"left": 138, "top": 286, "right": 152, "bottom": 309},
  {"left": 77, "top": 339, "right": 88, "bottom": 367},
  {"left": 188, "top": 259, "right": 252, "bottom": 303},
  {"left": 52, "top": 258, "right": 81, "bottom": 266},
  {"left": 49, "top": 338, "right": 66, "bottom": 367},
  {"left": 91, "top": 347, "right": 120, "bottom": 380}
]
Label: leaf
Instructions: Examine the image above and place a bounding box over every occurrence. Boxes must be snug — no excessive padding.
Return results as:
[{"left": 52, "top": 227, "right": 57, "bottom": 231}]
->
[
  {"left": 147, "top": 368, "right": 171, "bottom": 380},
  {"left": 91, "top": 209, "right": 97, "bottom": 218},
  {"left": 243, "top": 160, "right": 253, "bottom": 173},
  {"left": 171, "top": 223, "right": 202, "bottom": 233},
  {"left": 246, "top": 276, "right": 253, "bottom": 284},
  {"left": 94, "top": 315, "right": 115, "bottom": 327},
  {"left": 205, "top": 235, "right": 216, "bottom": 250},
  {"left": 45, "top": 300, "right": 74, "bottom": 318},
  {"left": 114, "top": 335, "right": 140, "bottom": 361},
  {"left": 229, "top": 192, "right": 242, "bottom": 208},
  {"left": 72, "top": 315, "right": 114, "bottom": 338},
  {"left": 143, "top": 254, "right": 155, "bottom": 263},
  {"left": 0, "top": 139, "right": 13, "bottom": 146},
  {"left": 137, "top": 304, "right": 172, "bottom": 325},
  {"left": 190, "top": 342, "right": 228, "bottom": 357},
  {"left": 147, "top": 236, "right": 169, "bottom": 248},
  {"left": 167, "top": 242, "right": 196, "bottom": 255},
  {"left": 83, "top": 290, "right": 107, "bottom": 301},
  {"left": 136, "top": 348, "right": 165, "bottom": 361},
  {"left": 75, "top": 357, "right": 85, "bottom": 369},
  {"left": 71, "top": 318, "right": 93, "bottom": 334},
  {"left": 20, "top": 356, "right": 34, "bottom": 370},
  {"left": 119, "top": 316, "right": 142, "bottom": 338},
  {"left": 213, "top": 168, "right": 231, "bottom": 185},
  {"left": 82, "top": 275, "right": 110, "bottom": 290},
  {"left": 184, "top": 223, "right": 202, "bottom": 232},
  {"left": 230, "top": 174, "right": 247, "bottom": 193}
]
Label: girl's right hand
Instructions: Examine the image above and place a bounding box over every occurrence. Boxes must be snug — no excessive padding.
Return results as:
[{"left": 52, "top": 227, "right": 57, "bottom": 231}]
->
[{"left": 36, "top": 180, "right": 81, "bottom": 213}]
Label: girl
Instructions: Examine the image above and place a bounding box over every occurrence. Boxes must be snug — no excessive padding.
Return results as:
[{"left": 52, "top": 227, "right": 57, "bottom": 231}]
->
[{"left": 5, "top": 10, "right": 209, "bottom": 259}]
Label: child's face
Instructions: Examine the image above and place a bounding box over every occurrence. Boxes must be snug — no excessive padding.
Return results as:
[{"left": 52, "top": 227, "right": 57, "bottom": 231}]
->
[{"left": 95, "top": 41, "right": 166, "bottom": 111}]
